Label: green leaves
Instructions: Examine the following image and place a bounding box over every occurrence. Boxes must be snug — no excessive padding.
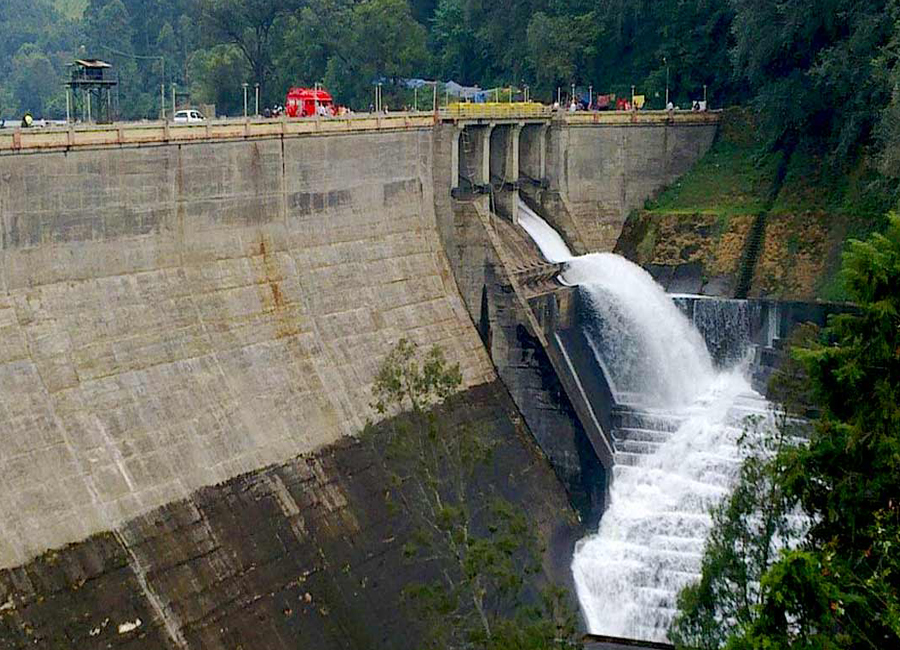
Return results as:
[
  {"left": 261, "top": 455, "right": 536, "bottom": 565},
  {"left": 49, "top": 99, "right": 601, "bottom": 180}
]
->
[
  {"left": 673, "top": 216, "right": 900, "bottom": 649},
  {"left": 370, "top": 340, "right": 579, "bottom": 649},
  {"left": 372, "top": 338, "right": 462, "bottom": 415}
]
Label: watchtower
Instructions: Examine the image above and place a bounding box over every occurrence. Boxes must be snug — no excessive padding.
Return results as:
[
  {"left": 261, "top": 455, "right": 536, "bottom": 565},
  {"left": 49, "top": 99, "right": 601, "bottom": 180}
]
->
[{"left": 65, "top": 59, "right": 118, "bottom": 123}]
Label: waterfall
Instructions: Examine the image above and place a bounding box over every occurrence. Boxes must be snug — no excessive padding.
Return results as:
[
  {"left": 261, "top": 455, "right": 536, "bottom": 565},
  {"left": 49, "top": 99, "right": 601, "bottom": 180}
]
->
[
  {"left": 672, "top": 295, "right": 762, "bottom": 367},
  {"left": 517, "top": 198, "right": 772, "bottom": 642},
  {"left": 518, "top": 199, "right": 573, "bottom": 263}
]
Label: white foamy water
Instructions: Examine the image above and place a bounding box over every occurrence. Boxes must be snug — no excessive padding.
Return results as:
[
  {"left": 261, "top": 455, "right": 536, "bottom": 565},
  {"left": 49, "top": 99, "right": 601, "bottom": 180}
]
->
[
  {"left": 562, "top": 254, "right": 715, "bottom": 407},
  {"left": 571, "top": 373, "right": 768, "bottom": 641},
  {"left": 517, "top": 203, "right": 773, "bottom": 642},
  {"left": 517, "top": 199, "right": 573, "bottom": 263}
]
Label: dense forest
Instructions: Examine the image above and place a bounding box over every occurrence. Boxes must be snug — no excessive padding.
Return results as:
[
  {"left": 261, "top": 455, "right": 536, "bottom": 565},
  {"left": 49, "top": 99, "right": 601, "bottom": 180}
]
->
[
  {"left": 2, "top": 0, "right": 900, "bottom": 172},
  {"left": 2, "top": 3, "right": 900, "bottom": 649}
]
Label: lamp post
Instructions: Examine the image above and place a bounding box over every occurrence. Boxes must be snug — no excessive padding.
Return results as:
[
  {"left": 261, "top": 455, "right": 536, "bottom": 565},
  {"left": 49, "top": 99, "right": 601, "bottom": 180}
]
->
[
  {"left": 242, "top": 83, "right": 248, "bottom": 118},
  {"left": 631, "top": 85, "right": 635, "bottom": 110},
  {"left": 571, "top": 83, "right": 575, "bottom": 106},
  {"left": 524, "top": 85, "right": 529, "bottom": 103},
  {"left": 254, "top": 83, "right": 260, "bottom": 116},
  {"left": 414, "top": 86, "right": 418, "bottom": 112},
  {"left": 171, "top": 83, "right": 176, "bottom": 119},
  {"left": 703, "top": 84, "right": 708, "bottom": 106},
  {"left": 589, "top": 84, "right": 593, "bottom": 109}
]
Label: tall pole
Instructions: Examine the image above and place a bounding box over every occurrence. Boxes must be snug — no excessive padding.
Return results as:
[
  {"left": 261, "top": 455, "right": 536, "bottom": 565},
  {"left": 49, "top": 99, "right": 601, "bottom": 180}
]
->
[
  {"left": 703, "top": 84, "right": 708, "bottom": 106},
  {"left": 631, "top": 85, "right": 635, "bottom": 109},
  {"left": 589, "top": 85, "right": 593, "bottom": 109},
  {"left": 255, "top": 83, "right": 260, "bottom": 116},
  {"left": 433, "top": 83, "right": 437, "bottom": 113},
  {"left": 557, "top": 87, "right": 560, "bottom": 105},
  {"left": 86, "top": 90, "right": 91, "bottom": 123},
  {"left": 414, "top": 87, "right": 418, "bottom": 112},
  {"left": 171, "top": 83, "right": 176, "bottom": 119},
  {"left": 65, "top": 87, "right": 71, "bottom": 123},
  {"left": 571, "top": 83, "right": 575, "bottom": 106},
  {"left": 242, "top": 83, "right": 248, "bottom": 118},
  {"left": 160, "top": 57, "right": 165, "bottom": 120}
]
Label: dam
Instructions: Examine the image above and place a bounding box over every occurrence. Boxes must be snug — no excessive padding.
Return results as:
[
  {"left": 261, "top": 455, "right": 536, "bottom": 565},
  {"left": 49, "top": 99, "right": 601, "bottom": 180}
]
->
[{"left": 0, "top": 108, "right": 726, "bottom": 647}]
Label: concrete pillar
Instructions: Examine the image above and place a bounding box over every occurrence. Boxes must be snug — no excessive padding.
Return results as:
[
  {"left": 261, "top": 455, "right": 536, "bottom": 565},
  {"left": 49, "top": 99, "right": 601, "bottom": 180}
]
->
[
  {"left": 480, "top": 124, "right": 494, "bottom": 187},
  {"left": 451, "top": 126, "right": 461, "bottom": 190},
  {"left": 519, "top": 123, "right": 549, "bottom": 185},
  {"left": 510, "top": 123, "right": 522, "bottom": 182},
  {"left": 538, "top": 124, "right": 548, "bottom": 180}
]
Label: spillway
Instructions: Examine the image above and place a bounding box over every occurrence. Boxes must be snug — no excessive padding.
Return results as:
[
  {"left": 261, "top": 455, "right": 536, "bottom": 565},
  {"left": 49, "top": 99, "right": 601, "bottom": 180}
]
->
[{"left": 517, "top": 198, "right": 771, "bottom": 642}]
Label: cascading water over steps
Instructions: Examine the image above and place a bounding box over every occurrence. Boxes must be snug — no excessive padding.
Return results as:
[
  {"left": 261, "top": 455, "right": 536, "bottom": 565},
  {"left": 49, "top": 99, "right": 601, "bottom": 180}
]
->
[{"left": 516, "top": 198, "right": 775, "bottom": 642}]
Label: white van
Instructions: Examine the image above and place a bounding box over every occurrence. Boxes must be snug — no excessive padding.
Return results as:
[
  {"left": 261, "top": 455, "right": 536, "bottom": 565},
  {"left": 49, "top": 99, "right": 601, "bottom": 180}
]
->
[{"left": 173, "top": 109, "right": 205, "bottom": 123}]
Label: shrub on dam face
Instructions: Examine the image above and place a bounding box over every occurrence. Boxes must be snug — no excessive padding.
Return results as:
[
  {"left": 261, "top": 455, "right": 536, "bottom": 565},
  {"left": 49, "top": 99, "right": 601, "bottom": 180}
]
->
[{"left": 366, "top": 340, "right": 582, "bottom": 650}]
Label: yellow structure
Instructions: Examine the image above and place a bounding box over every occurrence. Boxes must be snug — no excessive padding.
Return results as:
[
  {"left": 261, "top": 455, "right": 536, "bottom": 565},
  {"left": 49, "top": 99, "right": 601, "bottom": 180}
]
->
[{"left": 442, "top": 102, "right": 551, "bottom": 119}]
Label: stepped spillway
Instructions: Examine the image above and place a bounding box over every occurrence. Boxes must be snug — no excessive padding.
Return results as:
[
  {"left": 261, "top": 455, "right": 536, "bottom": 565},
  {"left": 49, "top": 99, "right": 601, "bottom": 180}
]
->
[{"left": 517, "top": 198, "right": 772, "bottom": 641}]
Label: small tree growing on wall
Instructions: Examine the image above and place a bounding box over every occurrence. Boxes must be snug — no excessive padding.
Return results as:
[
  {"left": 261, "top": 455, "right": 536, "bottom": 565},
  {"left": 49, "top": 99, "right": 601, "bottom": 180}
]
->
[{"left": 370, "top": 339, "right": 582, "bottom": 650}]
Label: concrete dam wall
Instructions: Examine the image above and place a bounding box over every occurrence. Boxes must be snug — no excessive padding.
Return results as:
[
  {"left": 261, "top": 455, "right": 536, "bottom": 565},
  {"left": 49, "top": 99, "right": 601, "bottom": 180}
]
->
[
  {"left": 0, "top": 113, "right": 717, "bottom": 648},
  {"left": 0, "top": 125, "right": 494, "bottom": 568}
]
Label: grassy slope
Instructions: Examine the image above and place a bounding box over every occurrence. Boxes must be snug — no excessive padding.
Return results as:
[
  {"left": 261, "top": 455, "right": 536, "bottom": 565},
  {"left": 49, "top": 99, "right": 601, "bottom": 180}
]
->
[
  {"left": 648, "top": 108, "right": 779, "bottom": 219},
  {"left": 634, "top": 108, "right": 893, "bottom": 300}
]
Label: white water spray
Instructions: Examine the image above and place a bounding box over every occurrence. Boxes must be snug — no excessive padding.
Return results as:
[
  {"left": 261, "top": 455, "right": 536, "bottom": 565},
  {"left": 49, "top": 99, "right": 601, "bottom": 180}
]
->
[{"left": 517, "top": 198, "right": 771, "bottom": 642}]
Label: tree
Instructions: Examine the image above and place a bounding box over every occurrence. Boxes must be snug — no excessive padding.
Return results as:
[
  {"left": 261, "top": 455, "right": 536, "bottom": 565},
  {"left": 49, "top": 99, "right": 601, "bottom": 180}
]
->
[
  {"left": 343, "top": 0, "right": 428, "bottom": 105},
  {"left": 729, "top": 0, "right": 893, "bottom": 157},
  {"left": 199, "top": 0, "right": 303, "bottom": 101},
  {"left": 8, "top": 44, "right": 61, "bottom": 117},
  {"left": 188, "top": 44, "right": 250, "bottom": 116},
  {"left": 370, "top": 340, "right": 582, "bottom": 650},
  {"left": 673, "top": 217, "right": 900, "bottom": 648},
  {"left": 526, "top": 11, "right": 597, "bottom": 98},
  {"left": 430, "top": 0, "right": 482, "bottom": 84}
]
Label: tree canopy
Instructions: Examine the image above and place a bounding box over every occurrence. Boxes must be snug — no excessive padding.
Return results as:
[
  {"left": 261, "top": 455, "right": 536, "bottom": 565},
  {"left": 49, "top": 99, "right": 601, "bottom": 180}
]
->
[{"left": 672, "top": 216, "right": 900, "bottom": 648}]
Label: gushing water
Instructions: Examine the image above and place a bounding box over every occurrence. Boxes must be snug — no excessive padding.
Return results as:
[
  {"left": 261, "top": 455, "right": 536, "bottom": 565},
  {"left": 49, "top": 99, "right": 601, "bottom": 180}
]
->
[
  {"left": 562, "top": 256, "right": 715, "bottom": 407},
  {"left": 517, "top": 199, "right": 771, "bottom": 642},
  {"left": 518, "top": 200, "right": 573, "bottom": 263}
]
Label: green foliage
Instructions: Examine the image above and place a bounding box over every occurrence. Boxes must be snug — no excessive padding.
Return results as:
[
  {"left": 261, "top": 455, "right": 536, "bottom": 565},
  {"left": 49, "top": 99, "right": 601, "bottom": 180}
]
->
[
  {"left": 526, "top": 12, "right": 598, "bottom": 98},
  {"left": 731, "top": 0, "right": 892, "bottom": 158},
  {"left": 670, "top": 413, "right": 806, "bottom": 650},
  {"left": 339, "top": 0, "right": 428, "bottom": 107},
  {"left": 647, "top": 109, "right": 782, "bottom": 218},
  {"left": 198, "top": 0, "right": 304, "bottom": 102},
  {"left": 430, "top": 0, "right": 481, "bottom": 84},
  {"left": 372, "top": 338, "right": 461, "bottom": 415},
  {"left": 672, "top": 218, "right": 900, "bottom": 648},
  {"left": 370, "top": 340, "right": 581, "bottom": 650},
  {"left": 188, "top": 44, "right": 250, "bottom": 116}
]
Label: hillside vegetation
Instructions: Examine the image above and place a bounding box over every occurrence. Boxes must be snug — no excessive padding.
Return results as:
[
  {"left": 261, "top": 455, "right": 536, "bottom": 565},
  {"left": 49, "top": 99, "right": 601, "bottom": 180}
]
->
[{"left": 619, "top": 109, "right": 894, "bottom": 301}]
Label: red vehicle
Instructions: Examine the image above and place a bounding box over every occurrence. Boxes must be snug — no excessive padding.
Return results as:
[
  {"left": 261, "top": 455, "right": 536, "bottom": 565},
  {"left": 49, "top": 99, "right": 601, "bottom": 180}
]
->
[{"left": 285, "top": 87, "right": 335, "bottom": 117}]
